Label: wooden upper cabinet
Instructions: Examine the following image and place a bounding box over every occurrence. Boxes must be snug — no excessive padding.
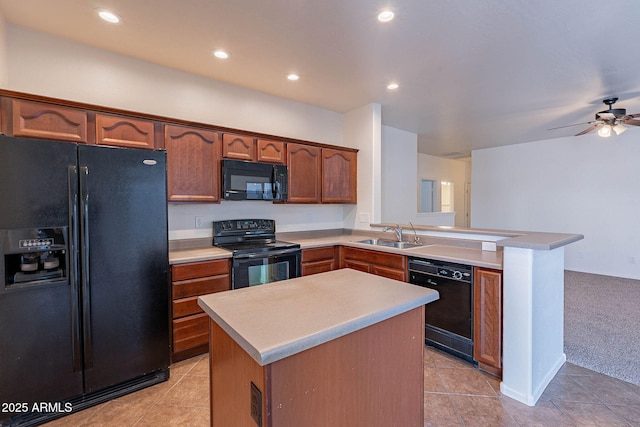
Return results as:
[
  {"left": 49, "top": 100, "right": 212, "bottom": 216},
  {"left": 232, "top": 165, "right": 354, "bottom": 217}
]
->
[
  {"left": 96, "top": 113, "right": 156, "bottom": 149},
  {"left": 257, "top": 139, "right": 286, "bottom": 164},
  {"left": 222, "top": 133, "right": 255, "bottom": 160},
  {"left": 287, "top": 143, "right": 322, "bottom": 203},
  {"left": 322, "top": 148, "right": 357, "bottom": 204},
  {"left": 10, "top": 99, "right": 88, "bottom": 143},
  {"left": 165, "top": 124, "right": 220, "bottom": 203}
]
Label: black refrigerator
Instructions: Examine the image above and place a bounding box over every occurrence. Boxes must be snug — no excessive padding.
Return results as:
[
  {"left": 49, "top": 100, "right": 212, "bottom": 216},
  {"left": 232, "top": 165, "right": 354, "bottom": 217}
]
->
[{"left": 0, "top": 136, "right": 170, "bottom": 426}]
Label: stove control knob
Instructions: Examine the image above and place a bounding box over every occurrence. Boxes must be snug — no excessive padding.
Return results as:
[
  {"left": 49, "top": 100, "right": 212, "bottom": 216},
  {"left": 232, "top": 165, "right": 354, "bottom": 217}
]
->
[{"left": 452, "top": 270, "right": 463, "bottom": 280}]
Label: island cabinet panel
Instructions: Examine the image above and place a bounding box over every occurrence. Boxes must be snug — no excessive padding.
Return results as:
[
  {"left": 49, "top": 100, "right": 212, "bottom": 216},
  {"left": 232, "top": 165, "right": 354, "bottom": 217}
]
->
[
  {"left": 222, "top": 132, "right": 256, "bottom": 160},
  {"left": 165, "top": 124, "right": 220, "bottom": 203},
  {"left": 301, "top": 246, "right": 338, "bottom": 276},
  {"left": 340, "top": 246, "right": 407, "bottom": 281},
  {"left": 8, "top": 98, "right": 88, "bottom": 143},
  {"left": 95, "top": 113, "right": 156, "bottom": 149},
  {"left": 171, "top": 259, "right": 230, "bottom": 361},
  {"left": 287, "top": 143, "right": 322, "bottom": 203},
  {"left": 257, "top": 138, "right": 286, "bottom": 164},
  {"left": 473, "top": 267, "right": 503, "bottom": 377},
  {"left": 208, "top": 306, "right": 425, "bottom": 427},
  {"left": 321, "top": 148, "right": 357, "bottom": 203}
]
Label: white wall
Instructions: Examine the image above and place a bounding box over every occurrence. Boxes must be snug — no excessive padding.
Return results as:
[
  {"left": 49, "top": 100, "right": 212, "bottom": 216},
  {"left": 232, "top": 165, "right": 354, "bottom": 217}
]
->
[
  {"left": 343, "top": 103, "right": 382, "bottom": 230},
  {"left": 3, "top": 25, "right": 353, "bottom": 240},
  {"left": 0, "top": 12, "right": 7, "bottom": 87},
  {"left": 381, "top": 125, "right": 417, "bottom": 223},
  {"left": 472, "top": 132, "right": 640, "bottom": 279}
]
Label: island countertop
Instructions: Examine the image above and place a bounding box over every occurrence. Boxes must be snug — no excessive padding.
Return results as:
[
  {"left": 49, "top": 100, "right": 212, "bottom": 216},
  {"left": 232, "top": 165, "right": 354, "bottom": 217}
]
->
[{"left": 197, "top": 268, "right": 439, "bottom": 366}]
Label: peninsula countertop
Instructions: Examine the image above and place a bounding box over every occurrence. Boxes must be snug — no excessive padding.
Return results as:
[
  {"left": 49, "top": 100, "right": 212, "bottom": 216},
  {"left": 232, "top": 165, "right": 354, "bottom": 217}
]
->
[
  {"left": 197, "top": 268, "right": 439, "bottom": 366},
  {"left": 170, "top": 233, "right": 504, "bottom": 269}
]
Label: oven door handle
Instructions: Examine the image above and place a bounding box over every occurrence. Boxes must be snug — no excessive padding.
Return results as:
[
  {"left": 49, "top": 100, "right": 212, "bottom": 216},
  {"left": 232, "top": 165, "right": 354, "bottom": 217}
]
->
[{"left": 234, "top": 248, "right": 300, "bottom": 259}]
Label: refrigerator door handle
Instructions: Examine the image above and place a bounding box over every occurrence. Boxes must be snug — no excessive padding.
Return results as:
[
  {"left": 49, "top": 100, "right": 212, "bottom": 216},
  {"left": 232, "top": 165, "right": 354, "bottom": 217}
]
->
[
  {"left": 79, "top": 165, "right": 93, "bottom": 370},
  {"left": 68, "top": 165, "right": 83, "bottom": 372}
]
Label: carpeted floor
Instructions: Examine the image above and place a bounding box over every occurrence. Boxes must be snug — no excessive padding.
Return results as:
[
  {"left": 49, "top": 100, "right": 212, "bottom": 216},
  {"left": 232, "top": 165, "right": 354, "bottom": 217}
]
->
[{"left": 564, "top": 270, "right": 640, "bottom": 386}]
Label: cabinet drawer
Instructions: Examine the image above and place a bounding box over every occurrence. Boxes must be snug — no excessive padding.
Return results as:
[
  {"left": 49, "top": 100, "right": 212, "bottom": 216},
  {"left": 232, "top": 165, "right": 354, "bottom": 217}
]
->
[
  {"left": 371, "top": 265, "right": 406, "bottom": 282},
  {"left": 172, "top": 313, "right": 209, "bottom": 355},
  {"left": 302, "top": 260, "right": 336, "bottom": 276},
  {"left": 343, "top": 260, "right": 370, "bottom": 273},
  {"left": 342, "top": 247, "right": 406, "bottom": 270},
  {"left": 173, "top": 296, "right": 204, "bottom": 319},
  {"left": 172, "top": 275, "right": 230, "bottom": 299},
  {"left": 172, "top": 259, "right": 230, "bottom": 281},
  {"left": 302, "top": 246, "right": 336, "bottom": 263}
]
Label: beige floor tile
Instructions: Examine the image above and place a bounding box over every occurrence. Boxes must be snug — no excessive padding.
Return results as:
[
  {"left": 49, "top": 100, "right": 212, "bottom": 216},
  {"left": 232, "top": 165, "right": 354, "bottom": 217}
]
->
[
  {"left": 554, "top": 401, "right": 632, "bottom": 426},
  {"left": 538, "top": 374, "right": 599, "bottom": 404},
  {"left": 188, "top": 354, "right": 210, "bottom": 377},
  {"left": 436, "top": 367, "right": 498, "bottom": 396},
  {"left": 424, "top": 366, "right": 448, "bottom": 393},
  {"left": 80, "top": 400, "right": 151, "bottom": 426},
  {"left": 134, "top": 405, "right": 209, "bottom": 427},
  {"left": 423, "top": 393, "right": 463, "bottom": 426},
  {"left": 500, "top": 397, "right": 575, "bottom": 426},
  {"left": 607, "top": 404, "right": 640, "bottom": 426},
  {"left": 449, "top": 395, "right": 519, "bottom": 427},
  {"left": 570, "top": 371, "right": 640, "bottom": 406},
  {"left": 41, "top": 403, "right": 108, "bottom": 426},
  {"left": 158, "top": 375, "right": 210, "bottom": 408}
]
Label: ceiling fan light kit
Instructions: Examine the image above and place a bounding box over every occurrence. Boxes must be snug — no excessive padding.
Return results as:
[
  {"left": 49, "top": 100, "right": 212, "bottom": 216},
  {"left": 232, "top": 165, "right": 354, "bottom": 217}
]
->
[{"left": 575, "top": 97, "right": 640, "bottom": 138}]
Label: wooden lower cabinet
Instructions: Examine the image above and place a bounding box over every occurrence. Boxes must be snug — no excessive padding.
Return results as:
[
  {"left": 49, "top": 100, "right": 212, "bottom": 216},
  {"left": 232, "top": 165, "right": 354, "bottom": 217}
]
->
[
  {"left": 171, "top": 259, "right": 230, "bottom": 361},
  {"left": 301, "top": 246, "right": 338, "bottom": 276},
  {"left": 473, "top": 267, "right": 503, "bottom": 377},
  {"left": 340, "top": 246, "right": 407, "bottom": 281}
]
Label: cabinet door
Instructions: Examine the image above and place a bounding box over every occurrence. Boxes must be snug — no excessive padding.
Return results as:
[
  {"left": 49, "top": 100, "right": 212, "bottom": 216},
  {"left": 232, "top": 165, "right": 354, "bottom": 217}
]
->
[
  {"left": 96, "top": 113, "right": 156, "bottom": 149},
  {"left": 473, "top": 267, "right": 503, "bottom": 376},
  {"left": 257, "top": 139, "right": 286, "bottom": 164},
  {"left": 287, "top": 143, "right": 321, "bottom": 203},
  {"left": 165, "top": 124, "right": 220, "bottom": 202},
  {"left": 322, "top": 148, "right": 357, "bottom": 203},
  {"left": 11, "top": 98, "right": 88, "bottom": 143},
  {"left": 222, "top": 133, "right": 255, "bottom": 160}
]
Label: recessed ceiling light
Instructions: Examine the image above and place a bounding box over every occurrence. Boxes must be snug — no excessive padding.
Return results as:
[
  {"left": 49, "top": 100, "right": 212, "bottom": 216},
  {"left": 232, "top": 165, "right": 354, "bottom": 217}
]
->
[
  {"left": 98, "top": 10, "right": 121, "bottom": 24},
  {"left": 378, "top": 10, "right": 395, "bottom": 22},
  {"left": 287, "top": 74, "right": 300, "bottom": 81},
  {"left": 213, "top": 50, "right": 230, "bottom": 59},
  {"left": 387, "top": 82, "right": 399, "bottom": 90}
]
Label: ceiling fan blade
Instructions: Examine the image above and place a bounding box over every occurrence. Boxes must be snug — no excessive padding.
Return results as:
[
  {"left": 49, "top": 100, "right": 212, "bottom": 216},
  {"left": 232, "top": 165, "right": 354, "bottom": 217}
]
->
[
  {"left": 628, "top": 113, "right": 640, "bottom": 118},
  {"left": 548, "top": 122, "right": 591, "bottom": 130},
  {"left": 575, "top": 125, "right": 599, "bottom": 136},
  {"left": 623, "top": 118, "right": 640, "bottom": 126}
]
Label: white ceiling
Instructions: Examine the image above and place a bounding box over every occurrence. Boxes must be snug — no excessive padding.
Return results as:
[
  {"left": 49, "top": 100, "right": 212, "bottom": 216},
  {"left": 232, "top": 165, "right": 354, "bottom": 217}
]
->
[{"left": 1, "top": 0, "right": 639, "bottom": 157}]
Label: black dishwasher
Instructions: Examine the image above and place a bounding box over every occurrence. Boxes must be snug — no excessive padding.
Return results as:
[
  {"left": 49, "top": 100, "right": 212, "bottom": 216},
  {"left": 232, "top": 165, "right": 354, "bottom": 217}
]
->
[{"left": 408, "top": 258, "right": 475, "bottom": 363}]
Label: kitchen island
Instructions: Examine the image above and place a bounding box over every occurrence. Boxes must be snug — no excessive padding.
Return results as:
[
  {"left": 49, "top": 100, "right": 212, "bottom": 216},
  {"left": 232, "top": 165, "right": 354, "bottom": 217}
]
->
[{"left": 198, "top": 268, "right": 439, "bottom": 427}]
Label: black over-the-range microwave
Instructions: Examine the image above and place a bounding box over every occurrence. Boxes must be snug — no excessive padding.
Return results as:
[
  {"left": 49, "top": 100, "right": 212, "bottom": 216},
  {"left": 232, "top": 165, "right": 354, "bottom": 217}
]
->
[{"left": 221, "top": 159, "right": 288, "bottom": 201}]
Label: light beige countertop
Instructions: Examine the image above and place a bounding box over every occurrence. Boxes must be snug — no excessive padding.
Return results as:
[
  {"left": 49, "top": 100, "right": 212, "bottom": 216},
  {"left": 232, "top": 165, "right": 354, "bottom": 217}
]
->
[
  {"left": 371, "top": 223, "right": 583, "bottom": 250},
  {"left": 169, "top": 246, "right": 231, "bottom": 264},
  {"left": 169, "top": 232, "right": 504, "bottom": 269},
  {"left": 197, "top": 269, "right": 439, "bottom": 366}
]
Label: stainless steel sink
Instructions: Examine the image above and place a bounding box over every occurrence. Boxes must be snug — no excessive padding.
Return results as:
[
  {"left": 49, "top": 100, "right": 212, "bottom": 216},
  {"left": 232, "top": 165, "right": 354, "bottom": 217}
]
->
[{"left": 355, "top": 239, "right": 423, "bottom": 249}]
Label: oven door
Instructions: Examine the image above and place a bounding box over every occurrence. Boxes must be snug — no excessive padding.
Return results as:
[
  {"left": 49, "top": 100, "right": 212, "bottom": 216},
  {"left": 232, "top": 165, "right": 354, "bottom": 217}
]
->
[{"left": 232, "top": 249, "right": 301, "bottom": 289}]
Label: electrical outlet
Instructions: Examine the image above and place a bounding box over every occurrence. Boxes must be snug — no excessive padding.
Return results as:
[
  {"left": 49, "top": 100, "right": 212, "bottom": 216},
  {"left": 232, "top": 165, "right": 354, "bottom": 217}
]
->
[
  {"left": 250, "top": 382, "right": 262, "bottom": 426},
  {"left": 195, "top": 216, "right": 204, "bottom": 228}
]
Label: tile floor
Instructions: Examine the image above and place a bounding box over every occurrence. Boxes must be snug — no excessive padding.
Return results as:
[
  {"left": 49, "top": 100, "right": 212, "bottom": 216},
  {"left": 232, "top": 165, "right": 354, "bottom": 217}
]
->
[{"left": 42, "top": 346, "right": 640, "bottom": 426}]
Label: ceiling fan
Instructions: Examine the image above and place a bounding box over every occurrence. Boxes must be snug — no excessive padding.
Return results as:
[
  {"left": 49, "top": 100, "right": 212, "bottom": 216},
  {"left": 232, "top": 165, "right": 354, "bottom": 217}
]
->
[{"left": 551, "top": 98, "right": 640, "bottom": 137}]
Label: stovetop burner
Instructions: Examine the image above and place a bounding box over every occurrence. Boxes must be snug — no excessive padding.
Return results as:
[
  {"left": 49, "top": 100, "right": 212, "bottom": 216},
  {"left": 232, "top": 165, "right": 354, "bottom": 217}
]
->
[{"left": 212, "top": 219, "right": 300, "bottom": 255}]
